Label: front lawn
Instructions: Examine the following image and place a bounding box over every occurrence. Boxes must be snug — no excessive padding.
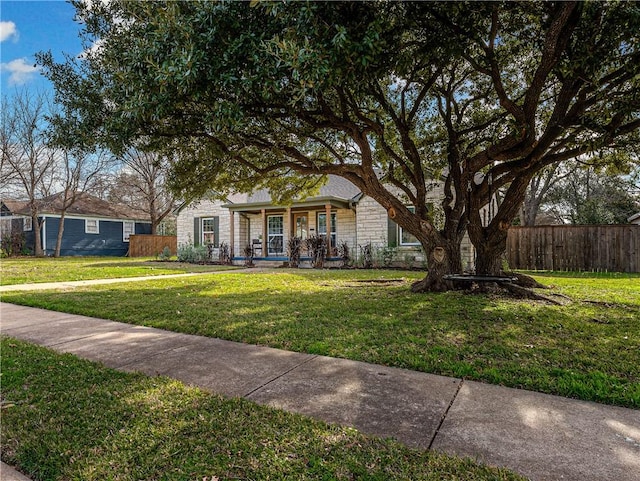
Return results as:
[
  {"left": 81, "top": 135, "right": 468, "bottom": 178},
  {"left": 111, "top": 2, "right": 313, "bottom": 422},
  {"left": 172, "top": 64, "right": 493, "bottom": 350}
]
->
[
  {"left": 2, "top": 269, "right": 638, "bottom": 408},
  {"left": 0, "top": 256, "right": 237, "bottom": 285},
  {"left": 0, "top": 338, "right": 524, "bottom": 481}
]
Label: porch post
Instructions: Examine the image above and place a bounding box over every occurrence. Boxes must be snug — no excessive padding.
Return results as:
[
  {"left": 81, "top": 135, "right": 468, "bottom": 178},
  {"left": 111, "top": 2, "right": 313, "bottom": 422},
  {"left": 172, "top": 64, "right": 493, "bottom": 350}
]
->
[
  {"left": 229, "top": 210, "right": 235, "bottom": 258},
  {"left": 325, "top": 203, "right": 332, "bottom": 259},
  {"left": 261, "top": 209, "right": 267, "bottom": 256},
  {"left": 286, "top": 207, "right": 292, "bottom": 253}
]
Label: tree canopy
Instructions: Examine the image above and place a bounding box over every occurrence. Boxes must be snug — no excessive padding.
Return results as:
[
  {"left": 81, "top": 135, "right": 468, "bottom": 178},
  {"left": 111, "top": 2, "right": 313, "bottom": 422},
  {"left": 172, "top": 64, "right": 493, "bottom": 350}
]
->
[{"left": 40, "top": 0, "right": 640, "bottom": 290}]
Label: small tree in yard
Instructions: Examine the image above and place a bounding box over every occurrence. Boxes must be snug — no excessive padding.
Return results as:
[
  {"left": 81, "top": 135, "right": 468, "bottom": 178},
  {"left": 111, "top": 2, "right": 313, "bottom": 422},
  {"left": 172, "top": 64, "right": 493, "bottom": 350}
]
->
[{"left": 40, "top": 1, "right": 640, "bottom": 292}]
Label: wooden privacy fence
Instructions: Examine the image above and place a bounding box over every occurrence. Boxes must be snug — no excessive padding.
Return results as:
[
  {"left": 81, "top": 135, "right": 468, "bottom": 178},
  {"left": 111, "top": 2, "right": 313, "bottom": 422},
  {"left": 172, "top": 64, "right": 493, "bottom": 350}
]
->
[
  {"left": 506, "top": 225, "right": 640, "bottom": 273},
  {"left": 129, "top": 235, "right": 177, "bottom": 257}
]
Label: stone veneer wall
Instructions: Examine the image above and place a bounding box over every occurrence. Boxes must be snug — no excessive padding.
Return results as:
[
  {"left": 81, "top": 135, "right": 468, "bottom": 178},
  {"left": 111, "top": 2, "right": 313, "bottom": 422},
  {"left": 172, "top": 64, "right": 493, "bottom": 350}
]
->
[
  {"left": 354, "top": 191, "right": 476, "bottom": 270},
  {"left": 176, "top": 199, "right": 231, "bottom": 248},
  {"left": 334, "top": 208, "right": 356, "bottom": 251}
]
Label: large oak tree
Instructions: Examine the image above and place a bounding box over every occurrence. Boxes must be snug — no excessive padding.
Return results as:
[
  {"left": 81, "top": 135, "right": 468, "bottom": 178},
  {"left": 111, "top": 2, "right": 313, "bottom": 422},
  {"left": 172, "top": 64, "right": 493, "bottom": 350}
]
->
[{"left": 40, "top": 1, "right": 640, "bottom": 291}]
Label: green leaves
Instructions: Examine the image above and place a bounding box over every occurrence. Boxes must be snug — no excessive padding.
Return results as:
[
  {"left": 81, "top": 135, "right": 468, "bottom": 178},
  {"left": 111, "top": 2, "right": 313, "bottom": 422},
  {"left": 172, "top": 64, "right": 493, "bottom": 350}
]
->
[{"left": 39, "top": 1, "right": 640, "bottom": 285}]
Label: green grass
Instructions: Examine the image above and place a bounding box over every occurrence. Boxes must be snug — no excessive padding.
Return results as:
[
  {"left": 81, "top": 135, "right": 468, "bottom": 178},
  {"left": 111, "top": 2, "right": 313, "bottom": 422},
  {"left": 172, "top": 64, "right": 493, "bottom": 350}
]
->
[
  {"left": 0, "top": 257, "right": 238, "bottom": 285},
  {"left": 0, "top": 338, "right": 524, "bottom": 481},
  {"left": 2, "top": 269, "right": 638, "bottom": 408}
]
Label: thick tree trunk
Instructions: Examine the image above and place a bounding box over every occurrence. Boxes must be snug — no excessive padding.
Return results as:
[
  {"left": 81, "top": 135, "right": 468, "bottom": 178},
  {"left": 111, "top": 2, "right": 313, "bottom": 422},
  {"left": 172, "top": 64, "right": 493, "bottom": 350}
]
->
[
  {"left": 411, "top": 238, "right": 462, "bottom": 292},
  {"left": 468, "top": 175, "right": 531, "bottom": 277},
  {"left": 474, "top": 241, "right": 505, "bottom": 276},
  {"left": 468, "top": 220, "right": 509, "bottom": 277}
]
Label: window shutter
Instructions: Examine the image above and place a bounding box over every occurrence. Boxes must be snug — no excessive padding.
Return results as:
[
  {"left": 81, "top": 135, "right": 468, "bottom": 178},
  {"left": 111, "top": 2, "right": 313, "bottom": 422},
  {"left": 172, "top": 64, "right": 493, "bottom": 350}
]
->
[
  {"left": 213, "top": 216, "right": 220, "bottom": 248},
  {"left": 387, "top": 217, "right": 398, "bottom": 247},
  {"left": 194, "top": 217, "right": 201, "bottom": 246}
]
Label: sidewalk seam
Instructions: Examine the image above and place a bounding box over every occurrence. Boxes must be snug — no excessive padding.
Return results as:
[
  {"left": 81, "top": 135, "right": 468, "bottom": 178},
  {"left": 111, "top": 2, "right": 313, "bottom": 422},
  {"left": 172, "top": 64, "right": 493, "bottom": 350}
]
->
[
  {"left": 428, "top": 378, "right": 463, "bottom": 450},
  {"left": 243, "top": 354, "right": 319, "bottom": 398}
]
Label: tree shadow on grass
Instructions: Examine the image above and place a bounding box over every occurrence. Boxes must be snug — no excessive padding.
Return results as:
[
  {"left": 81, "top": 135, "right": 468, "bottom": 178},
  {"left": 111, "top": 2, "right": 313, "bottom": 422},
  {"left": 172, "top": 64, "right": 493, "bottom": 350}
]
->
[
  {"left": 2, "top": 272, "right": 637, "bottom": 407},
  {"left": 1, "top": 338, "right": 525, "bottom": 481}
]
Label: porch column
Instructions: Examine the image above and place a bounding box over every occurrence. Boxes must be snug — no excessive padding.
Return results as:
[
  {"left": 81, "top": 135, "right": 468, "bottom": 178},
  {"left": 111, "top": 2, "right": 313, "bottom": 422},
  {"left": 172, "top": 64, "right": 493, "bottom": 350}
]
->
[
  {"left": 261, "top": 209, "right": 267, "bottom": 256},
  {"left": 286, "top": 207, "right": 292, "bottom": 253},
  {"left": 325, "top": 203, "right": 332, "bottom": 259},
  {"left": 229, "top": 210, "right": 235, "bottom": 258}
]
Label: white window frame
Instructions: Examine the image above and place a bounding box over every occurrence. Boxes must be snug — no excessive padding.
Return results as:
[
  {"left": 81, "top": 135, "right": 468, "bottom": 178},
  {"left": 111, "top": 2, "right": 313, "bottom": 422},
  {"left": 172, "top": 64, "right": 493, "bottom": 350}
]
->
[
  {"left": 267, "top": 215, "right": 284, "bottom": 256},
  {"left": 399, "top": 206, "right": 420, "bottom": 246},
  {"left": 23, "top": 216, "right": 32, "bottom": 231},
  {"left": 85, "top": 218, "right": 99, "bottom": 234},
  {"left": 202, "top": 217, "right": 216, "bottom": 245},
  {"left": 123, "top": 221, "right": 135, "bottom": 242},
  {"left": 317, "top": 212, "right": 337, "bottom": 249}
]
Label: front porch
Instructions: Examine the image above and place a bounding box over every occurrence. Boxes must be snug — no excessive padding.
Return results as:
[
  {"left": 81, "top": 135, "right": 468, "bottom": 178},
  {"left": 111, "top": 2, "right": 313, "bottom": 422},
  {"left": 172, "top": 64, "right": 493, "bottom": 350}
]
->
[{"left": 224, "top": 196, "right": 355, "bottom": 264}]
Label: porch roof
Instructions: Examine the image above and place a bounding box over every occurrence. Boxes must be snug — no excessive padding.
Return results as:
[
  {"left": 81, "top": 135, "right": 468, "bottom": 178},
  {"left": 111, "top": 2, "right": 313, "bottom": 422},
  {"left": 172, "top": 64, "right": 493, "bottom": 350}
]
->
[{"left": 223, "top": 195, "right": 357, "bottom": 213}]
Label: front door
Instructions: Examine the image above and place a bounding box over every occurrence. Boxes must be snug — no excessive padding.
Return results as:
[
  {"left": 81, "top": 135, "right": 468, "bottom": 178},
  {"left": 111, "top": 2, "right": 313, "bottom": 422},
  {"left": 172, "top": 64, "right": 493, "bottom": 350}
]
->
[
  {"left": 267, "top": 215, "right": 284, "bottom": 256},
  {"left": 293, "top": 213, "right": 308, "bottom": 240}
]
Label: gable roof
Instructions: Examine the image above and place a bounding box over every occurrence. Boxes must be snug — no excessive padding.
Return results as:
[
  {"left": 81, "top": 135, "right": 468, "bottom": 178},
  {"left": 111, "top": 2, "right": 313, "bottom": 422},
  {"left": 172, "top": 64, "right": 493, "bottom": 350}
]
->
[
  {"left": 225, "top": 175, "right": 362, "bottom": 212},
  {"left": 2, "top": 193, "right": 149, "bottom": 221},
  {"left": 246, "top": 175, "right": 361, "bottom": 204},
  {"left": 0, "top": 199, "right": 29, "bottom": 216}
]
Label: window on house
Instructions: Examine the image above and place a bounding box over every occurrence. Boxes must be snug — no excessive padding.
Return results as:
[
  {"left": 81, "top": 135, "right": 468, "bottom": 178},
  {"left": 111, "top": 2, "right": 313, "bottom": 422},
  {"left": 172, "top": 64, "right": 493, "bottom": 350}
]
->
[
  {"left": 123, "top": 221, "right": 135, "bottom": 242},
  {"left": 202, "top": 218, "right": 217, "bottom": 245},
  {"left": 317, "top": 212, "right": 337, "bottom": 250},
  {"left": 294, "top": 213, "right": 308, "bottom": 240},
  {"left": 23, "top": 217, "right": 32, "bottom": 231},
  {"left": 85, "top": 219, "right": 99, "bottom": 234},
  {"left": 399, "top": 206, "right": 420, "bottom": 246},
  {"left": 267, "top": 215, "right": 284, "bottom": 255}
]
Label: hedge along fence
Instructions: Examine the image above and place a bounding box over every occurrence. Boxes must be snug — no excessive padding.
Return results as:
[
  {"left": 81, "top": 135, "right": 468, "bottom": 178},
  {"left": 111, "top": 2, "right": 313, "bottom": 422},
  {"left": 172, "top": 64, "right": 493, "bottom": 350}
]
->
[
  {"left": 129, "top": 235, "right": 177, "bottom": 257},
  {"left": 506, "top": 225, "right": 640, "bottom": 273}
]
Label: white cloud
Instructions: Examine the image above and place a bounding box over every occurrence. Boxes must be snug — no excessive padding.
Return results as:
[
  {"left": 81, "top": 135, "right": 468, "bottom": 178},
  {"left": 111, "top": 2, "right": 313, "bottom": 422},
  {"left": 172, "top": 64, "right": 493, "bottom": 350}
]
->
[
  {"left": 0, "top": 58, "right": 40, "bottom": 85},
  {"left": 79, "top": 38, "right": 105, "bottom": 59},
  {"left": 0, "top": 21, "right": 18, "bottom": 42}
]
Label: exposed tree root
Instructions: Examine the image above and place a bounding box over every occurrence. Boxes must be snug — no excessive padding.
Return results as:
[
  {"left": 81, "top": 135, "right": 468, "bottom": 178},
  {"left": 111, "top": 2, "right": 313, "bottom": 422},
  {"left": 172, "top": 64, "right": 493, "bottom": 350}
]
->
[
  {"left": 410, "top": 277, "right": 455, "bottom": 293},
  {"left": 411, "top": 271, "right": 572, "bottom": 305},
  {"left": 502, "top": 282, "right": 568, "bottom": 305},
  {"left": 502, "top": 271, "right": 547, "bottom": 289}
]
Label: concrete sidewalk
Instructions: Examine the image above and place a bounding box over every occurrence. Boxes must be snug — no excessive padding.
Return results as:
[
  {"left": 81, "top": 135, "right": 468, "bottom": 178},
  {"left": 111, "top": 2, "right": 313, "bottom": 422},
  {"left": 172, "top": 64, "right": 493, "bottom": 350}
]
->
[{"left": 1, "top": 302, "right": 638, "bottom": 481}]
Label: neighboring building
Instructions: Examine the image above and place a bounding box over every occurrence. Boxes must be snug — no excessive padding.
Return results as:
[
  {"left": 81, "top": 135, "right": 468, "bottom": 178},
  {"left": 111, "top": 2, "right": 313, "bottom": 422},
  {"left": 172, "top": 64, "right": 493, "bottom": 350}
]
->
[
  {"left": 1, "top": 193, "right": 152, "bottom": 256},
  {"left": 177, "top": 175, "right": 476, "bottom": 269},
  {"left": 629, "top": 213, "right": 640, "bottom": 225},
  {"left": 0, "top": 200, "right": 29, "bottom": 251}
]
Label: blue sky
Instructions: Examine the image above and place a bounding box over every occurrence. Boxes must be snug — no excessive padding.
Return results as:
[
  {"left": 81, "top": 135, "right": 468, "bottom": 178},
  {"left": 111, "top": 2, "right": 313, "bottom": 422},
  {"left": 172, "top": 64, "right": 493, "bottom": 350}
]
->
[{"left": 1, "top": 0, "right": 83, "bottom": 94}]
